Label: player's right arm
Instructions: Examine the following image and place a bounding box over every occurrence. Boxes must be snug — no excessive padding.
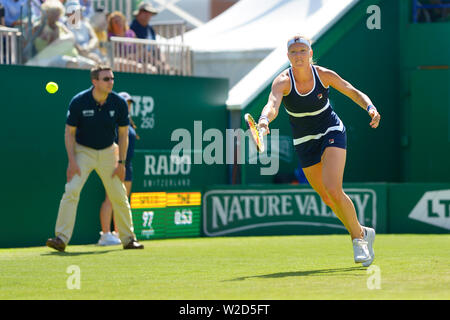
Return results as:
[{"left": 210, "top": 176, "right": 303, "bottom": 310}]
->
[
  {"left": 258, "top": 71, "right": 290, "bottom": 134},
  {"left": 65, "top": 124, "right": 81, "bottom": 182}
]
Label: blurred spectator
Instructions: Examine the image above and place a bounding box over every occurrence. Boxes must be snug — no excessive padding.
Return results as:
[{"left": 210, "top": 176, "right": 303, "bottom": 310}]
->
[
  {"left": 90, "top": 6, "right": 108, "bottom": 57},
  {"left": 130, "top": 1, "right": 158, "bottom": 41},
  {"left": 79, "top": 0, "right": 94, "bottom": 20},
  {"left": 28, "top": 0, "right": 48, "bottom": 23},
  {"left": 426, "top": 0, "right": 444, "bottom": 21},
  {"left": 417, "top": 0, "right": 450, "bottom": 22},
  {"left": 107, "top": 10, "right": 136, "bottom": 39},
  {"left": 0, "top": 0, "right": 29, "bottom": 27},
  {"left": 107, "top": 11, "right": 140, "bottom": 71},
  {"left": 442, "top": 0, "right": 450, "bottom": 21},
  {"left": 32, "top": 0, "right": 72, "bottom": 53},
  {"left": 129, "top": 2, "right": 169, "bottom": 73},
  {"left": 26, "top": 0, "right": 97, "bottom": 69},
  {"left": 64, "top": 0, "right": 104, "bottom": 63},
  {"left": 0, "top": 4, "right": 5, "bottom": 26}
]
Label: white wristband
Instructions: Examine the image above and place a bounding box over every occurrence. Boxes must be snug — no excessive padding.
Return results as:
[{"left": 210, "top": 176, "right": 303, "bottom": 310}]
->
[
  {"left": 367, "top": 105, "right": 376, "bottom": 113},
  {"left": 259, "top": 115, "right": 269, "bottom": 125}
]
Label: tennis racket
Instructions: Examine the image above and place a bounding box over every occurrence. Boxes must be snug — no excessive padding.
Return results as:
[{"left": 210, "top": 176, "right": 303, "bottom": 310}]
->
[{"left": 244, "top": 113, "right": 267, "bottom": 153}]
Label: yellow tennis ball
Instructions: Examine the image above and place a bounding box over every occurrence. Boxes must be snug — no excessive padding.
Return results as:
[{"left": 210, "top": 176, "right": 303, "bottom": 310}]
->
[{"left": 46, "top": 82, "right": 58, "bottom": 94}]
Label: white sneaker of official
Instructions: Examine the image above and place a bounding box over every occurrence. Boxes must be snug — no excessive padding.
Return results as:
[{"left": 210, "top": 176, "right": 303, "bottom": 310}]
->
[
  {"left": 362, "top": 227, "right": 375, "bottom": 267},
  {"left": 97, "top": 231, "right": 122, "bottom": 246},
  {"left": 352, "top": 238, "right": 370, "bottom": 263},
  {"left": 112, "top": 231, "right": 120, "bottom": 240}
]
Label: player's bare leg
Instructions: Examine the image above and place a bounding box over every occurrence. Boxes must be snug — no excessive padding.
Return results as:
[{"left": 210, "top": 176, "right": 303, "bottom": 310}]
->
[
  {"left": 302, "top": 149, "right": 369, "bottom": 263},
  {"left": 320, "top": 147, "right": 364, "bottom": 240},
  {"left": 302, "top": 162, "right": 351, "bottom": 231}
]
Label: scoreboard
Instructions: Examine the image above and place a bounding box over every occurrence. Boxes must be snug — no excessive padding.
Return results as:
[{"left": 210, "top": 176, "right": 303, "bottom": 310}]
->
[{"left": 130, "top": 191, "right": 202, "bottom": 240}]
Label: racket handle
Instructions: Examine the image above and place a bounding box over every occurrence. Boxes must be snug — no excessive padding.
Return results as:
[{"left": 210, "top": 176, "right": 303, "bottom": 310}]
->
[{"left": 259, "top": 127, "right": 267, "bottom": 136}]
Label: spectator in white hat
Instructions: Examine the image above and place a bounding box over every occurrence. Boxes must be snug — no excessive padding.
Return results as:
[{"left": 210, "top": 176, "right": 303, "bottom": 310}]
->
[
  {"left": 64, "top": 0, "right": 105, "bottom": 63},
  {"left": 130, "top": 1, "right": 158, "bottom": 41}
]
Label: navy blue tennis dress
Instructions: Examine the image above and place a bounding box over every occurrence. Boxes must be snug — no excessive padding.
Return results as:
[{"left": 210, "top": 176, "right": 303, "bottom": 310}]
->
[{"left": 282, "top": 65, "right": 347, "bottom": 168}]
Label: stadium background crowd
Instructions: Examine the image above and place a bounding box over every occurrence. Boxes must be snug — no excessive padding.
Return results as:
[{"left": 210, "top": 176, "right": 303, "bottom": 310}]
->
[
  {"left": 0, "top": 0, "right": 173, "bottom": 70},
  {"left": 0, "top": 0, "right": 448, "bottom": 72}
]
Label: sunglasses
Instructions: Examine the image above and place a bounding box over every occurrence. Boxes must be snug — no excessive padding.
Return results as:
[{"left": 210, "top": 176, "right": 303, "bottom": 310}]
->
[{"left": 99, "top": 76, "right": 115, "bottom": 82}]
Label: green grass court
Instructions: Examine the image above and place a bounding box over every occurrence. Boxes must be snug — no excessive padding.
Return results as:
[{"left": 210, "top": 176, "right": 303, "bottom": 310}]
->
[{"left": 0, "top": 234, "right": 449, "bottom": 300}]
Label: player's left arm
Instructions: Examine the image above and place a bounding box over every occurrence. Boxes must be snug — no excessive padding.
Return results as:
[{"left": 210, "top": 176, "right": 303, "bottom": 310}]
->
[{"left": 319, "top": 67, "right": 381, "bottom": 129}]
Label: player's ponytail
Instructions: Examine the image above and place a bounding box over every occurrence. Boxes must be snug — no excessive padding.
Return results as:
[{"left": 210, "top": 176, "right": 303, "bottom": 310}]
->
[{"left": 129, "top": 117, "right": 140, "bottom": 140}]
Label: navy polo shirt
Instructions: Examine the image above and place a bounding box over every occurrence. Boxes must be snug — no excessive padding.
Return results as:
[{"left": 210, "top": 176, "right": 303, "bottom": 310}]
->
[
  {"left": 66, "top": 87, "right": 130, "bottom": 150},
  {"left": 130, "top": 19, "right": 156, "bottom": 40}
]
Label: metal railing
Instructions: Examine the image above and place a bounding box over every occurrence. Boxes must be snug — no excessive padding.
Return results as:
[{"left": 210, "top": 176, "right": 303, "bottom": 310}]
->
[
  {"left": 150, "top": 20, "right": 187, "bottom": 41},
  {"left": 0, "top": 26, "right": 21, "bottom": 65},
  {"left": 108, "top": 36, "right": 192, "bottom": 75},
  {"left": 412, "top": 0, "right": 450, "bottom": 23}
]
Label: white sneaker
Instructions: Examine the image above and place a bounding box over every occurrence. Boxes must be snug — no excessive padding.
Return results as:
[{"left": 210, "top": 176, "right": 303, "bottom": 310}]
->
[
  {"left": 362, "top": 227, "right": 375, "bottom": 267},
  {"left": 352, "top": 238, "right": 370, "bottom": 263},
  {"left": 97, "top": 231, "right": 122, "bottom": 246}
]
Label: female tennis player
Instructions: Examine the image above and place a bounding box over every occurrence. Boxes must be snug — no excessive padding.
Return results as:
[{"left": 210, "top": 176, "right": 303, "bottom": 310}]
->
[{"left": 257, "top": 35, "right": 380, "bottom": 266}]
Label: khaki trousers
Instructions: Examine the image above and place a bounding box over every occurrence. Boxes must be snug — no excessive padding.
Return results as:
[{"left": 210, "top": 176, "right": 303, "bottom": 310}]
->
[{"left": 55, "top": 143, "right": 135, "bottom": 245}]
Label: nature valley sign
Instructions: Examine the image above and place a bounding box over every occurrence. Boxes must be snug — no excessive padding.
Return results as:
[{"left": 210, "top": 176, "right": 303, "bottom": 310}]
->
[{"left": 203, "top": 188, "right": 378, "bottom": 236}]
